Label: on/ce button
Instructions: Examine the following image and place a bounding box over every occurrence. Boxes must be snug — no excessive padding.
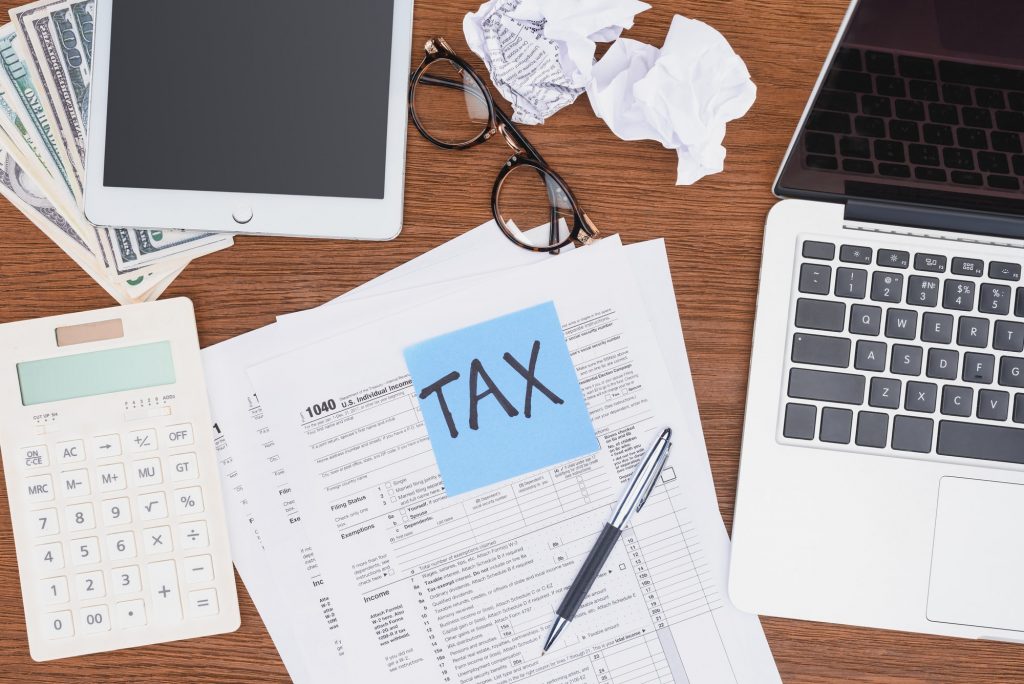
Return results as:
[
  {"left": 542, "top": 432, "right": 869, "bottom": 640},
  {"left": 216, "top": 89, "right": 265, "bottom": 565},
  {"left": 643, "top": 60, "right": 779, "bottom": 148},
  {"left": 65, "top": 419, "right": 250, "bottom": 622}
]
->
[{"left": 162, "top": 423, "right": 194, "bottom": 447}]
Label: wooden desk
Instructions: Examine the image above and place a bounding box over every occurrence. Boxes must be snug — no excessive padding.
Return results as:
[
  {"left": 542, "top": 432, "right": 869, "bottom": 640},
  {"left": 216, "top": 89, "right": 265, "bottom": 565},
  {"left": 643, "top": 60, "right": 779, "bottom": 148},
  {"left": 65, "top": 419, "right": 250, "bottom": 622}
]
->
[{"left": 2, "top": 0, "right": 1023, "bottom": 681}]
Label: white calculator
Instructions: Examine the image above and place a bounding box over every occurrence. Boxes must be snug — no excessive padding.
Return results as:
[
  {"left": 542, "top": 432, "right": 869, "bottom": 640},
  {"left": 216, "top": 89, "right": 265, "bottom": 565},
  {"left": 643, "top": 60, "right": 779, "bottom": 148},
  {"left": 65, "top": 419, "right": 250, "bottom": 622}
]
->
[{"left": 0, "top": 298, "right": 240, "bottom": 661}]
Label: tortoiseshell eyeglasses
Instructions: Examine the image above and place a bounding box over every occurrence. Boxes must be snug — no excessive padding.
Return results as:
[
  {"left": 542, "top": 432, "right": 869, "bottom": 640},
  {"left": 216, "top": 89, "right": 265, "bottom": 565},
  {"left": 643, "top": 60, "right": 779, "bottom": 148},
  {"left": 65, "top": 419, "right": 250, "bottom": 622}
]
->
[{"left": 409, "top": 37, "right": 600, "bottom": 253}]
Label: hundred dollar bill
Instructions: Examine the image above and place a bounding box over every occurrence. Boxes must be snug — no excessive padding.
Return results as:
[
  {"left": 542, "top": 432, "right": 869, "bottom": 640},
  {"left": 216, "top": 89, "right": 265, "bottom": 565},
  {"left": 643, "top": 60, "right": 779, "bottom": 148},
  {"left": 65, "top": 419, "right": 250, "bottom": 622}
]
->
[
  {"left": 13, "top": 0, "right": 89, "bottom": 174},
  {"left": 0, "top": 22, "right": 78, "bottom": 199}
]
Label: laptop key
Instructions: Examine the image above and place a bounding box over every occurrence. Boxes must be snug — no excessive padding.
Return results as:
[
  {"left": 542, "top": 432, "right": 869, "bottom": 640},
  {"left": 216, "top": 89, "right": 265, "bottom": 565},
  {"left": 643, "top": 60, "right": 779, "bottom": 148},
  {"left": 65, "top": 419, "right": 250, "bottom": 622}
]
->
[
  {"left": 792, "top": 333, "right": 851, "bottom": 368},
  {"left": 808, "top": 111, "right": 851, "bottom": 134},
  {"left": 913, "top": 253, "right": 945, "bottom": 272},
  {"left": 860, "top": 95, "right": 891, "bottom": 117},
  {"left": 885, "top": 309, "right": 918, "bottom": 339},
  {"left": 978, "top": 151, "right": 1009, "bottom": 174},
  {"left": 956, "top": 127, "right": 987, "bottom": 149},
  {"left": 854, "top": 340, "right": 887, "bottom": 371},
  {"left": 864, "top": 50, "right": 894, "bottom": 75},
  {"left": 835, "top": 268, "right": 867, "bottom": 299},
  {"left": 875, "top": 75, "right": 905, "bottom": 98},
  {"left": 909, "top": 144, "right": 940, "bottom": 166},
  {"left": 834, "top": 47, "right": 862, "bottom": 71},
  {"left": 941, "top": 386, "right": 974, "bottom": 417},
  {"left": 1016, "top": 395, "right": 1024, "bottom": 423},
  {"left": 996, "top": 110, "right": 1024, "bottom": 133},
  {"left": 849, "top": 304, "right": 882, "bottom": 336},
  {"left": 1000, "top": 357, "right": 1024, "bottom": 388},
  {"left": 899, "top": 55, "right": 935, "bottom": 80},
  {"left": 923, "top": 124, "right": 954, "bottom": 146},
  {"left": 807, "top": 155, "right": 838, "bottom": 170},
  {"left": 855, "top": 115, "right": 886, "bottom": 137},
  {"left": 942, "top": 83, "right": 971, "bottom": 105},
  {"left": 1018, "top": 288, "right": 1024, "bottom": 317},
  {"left": 788, "top": 368, "right": 865, "bottom": 405},
  {"left": 816, "top": 90, "right": 858, "bottom": 113},
  {"left": 909, "top": 80, "right": 939, "bottom": 102},
  {"left": 869, "top": 377, "right": 902, "bottom": 409},
  {"left": 905, "top": 381, "right": 938, "bottom": 413},
  {"left": 795, "top": 298, "right": 846, "bottom": 332},
  {"left": 989, "top": 261, "right": 1022, "bottom": 282},
  {"left": 891, "top": 344, "right": 923, "bottom": 376},
  {"left": 874, "top": 140, "right": 905, "bottom": 162},
  {"left": 942, "top": 147, "right": 974, "bottom": 169},
  {"left": 963, "top": 352, "right": 995, "bottom": 384},
  {"left": 943, "top": 280, "right": 976, "bottom": 310},
  {"left": 927, "top": 348, "right": 959, "bottom": 380},
  {"left": 978, "top": 389, "right": 1010, "bottom": 421},
  {"left": 975, "top": 88, "right": 1005, "bottom": 109},
  {"left": 915, "top": 167, "right": 947, "bottom": 182},
  {"left": 843, "top": 159, "right": 875, "bottom": 174},
  {"left": 991, "top": 131, "right": 1023, "bottom": 153},
  {"left": 856, "top": 411, "right": 889, "bottom": 448},
  {"left": 877, "top": 249, "right": 910, "bottom": 269},
  {"left": 951, "top": 257, "right": 984, "bottom": 277},
  {"left": 921, "top": 312, "right": 954, "bottom": 344},
  {"left": 951, "top": 170, "right": 983, "bottom": 186},
  {"left": 840, "top": 136, "right": 871, "bottom": 158},
  {"left": 907, "top": 276, "right": 939, "bottom": 307},
  {"left": 879, "top": 163, "right": 910, "bottom": 178},
  {"left": 783, "top": 403, "right": 817, "bottom": 440},
  {"left": 988, "top": 175, "right": 1020, "bottom": 191},
  {"left": 895, "top": 100, "right": 925, "bottom": 122},
  {"left": 980, "top": 283, "right": 1012, "bottom": 314},
  {"left": 802, "top": 241, "right": 835, "bottom": 260},
  {"left": 828, "top": 70, "right": 872, "bottom": 94},
  {"left": 963, "top": 107, "right": 993, "bottom": 130},
  {"left": 927, "top": 103, "right": 958, "bottom": 125},
  {"left": 799, "top": 264, "right": 832, "bottom": 294},
  {"left": 871, "top": 272, "right": 904, "bottom": 303},
  {"left": 820, "top": 408, "right": 854, "bottom": 444},
  {"left": 840, "top": 245, "right": 872, "bottom": 264},
  {"left": 1011, "top": 92, "right": 1024, "bottom": 111},
  {"left": 889, "top": 120, "right": 919, "bottom": 141},
  {"left": 892, "top": 416, "right": 934, "bottom": 453},
  {"left": 957, "top": 316, "right": 990, "bottom": 347},
  {"left": 994, "top": 321, "right": 1024, "bottom": 352},
  {"left": 937, "top": 421, "right": 1024, "bottom": 464}
]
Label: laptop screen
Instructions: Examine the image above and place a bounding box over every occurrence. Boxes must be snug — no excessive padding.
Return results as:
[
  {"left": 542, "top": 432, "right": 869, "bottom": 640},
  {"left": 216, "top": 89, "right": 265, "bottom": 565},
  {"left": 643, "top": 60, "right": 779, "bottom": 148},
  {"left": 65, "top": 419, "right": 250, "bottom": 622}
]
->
[{"left": 776, "top": 0, "right": 1024, "bottom": 221}]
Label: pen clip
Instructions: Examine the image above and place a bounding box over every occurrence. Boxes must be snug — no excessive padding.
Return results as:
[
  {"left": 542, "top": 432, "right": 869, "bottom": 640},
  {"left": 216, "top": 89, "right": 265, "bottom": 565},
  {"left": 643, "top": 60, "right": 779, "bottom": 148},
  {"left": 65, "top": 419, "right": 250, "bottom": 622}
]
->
[{"left": 634, "top": 440, "right": 671, "bottom": 513}]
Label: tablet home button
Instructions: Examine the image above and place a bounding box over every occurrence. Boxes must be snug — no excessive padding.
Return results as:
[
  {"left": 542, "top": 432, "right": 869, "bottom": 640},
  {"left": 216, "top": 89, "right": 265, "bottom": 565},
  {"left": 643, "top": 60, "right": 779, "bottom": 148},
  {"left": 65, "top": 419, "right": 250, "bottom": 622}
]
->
[{"left": 232, "top": 207, "right": 253, "bottom": 224}]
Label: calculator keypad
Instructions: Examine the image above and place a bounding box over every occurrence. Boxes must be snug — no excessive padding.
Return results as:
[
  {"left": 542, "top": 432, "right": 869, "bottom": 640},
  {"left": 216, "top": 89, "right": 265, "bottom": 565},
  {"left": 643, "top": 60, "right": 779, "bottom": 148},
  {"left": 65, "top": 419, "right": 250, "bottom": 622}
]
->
[{"left": 19, "top": 421, "right": 222, "bottom": 643}]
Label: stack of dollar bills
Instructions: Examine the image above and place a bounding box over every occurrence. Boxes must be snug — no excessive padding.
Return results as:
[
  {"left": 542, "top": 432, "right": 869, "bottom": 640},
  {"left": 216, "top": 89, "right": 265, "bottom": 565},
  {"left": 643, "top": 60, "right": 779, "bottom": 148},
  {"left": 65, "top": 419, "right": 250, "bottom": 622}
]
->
[{"left": 0, "top": 0, "right": 233, "bottom": 304}]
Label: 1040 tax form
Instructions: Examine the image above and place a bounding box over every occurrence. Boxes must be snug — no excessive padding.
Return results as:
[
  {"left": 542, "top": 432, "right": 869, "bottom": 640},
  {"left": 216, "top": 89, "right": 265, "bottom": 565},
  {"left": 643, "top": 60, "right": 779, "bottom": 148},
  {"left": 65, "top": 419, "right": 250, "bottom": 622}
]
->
[{"left": 245, "top": 239, "right": 780, "bottom": 683}]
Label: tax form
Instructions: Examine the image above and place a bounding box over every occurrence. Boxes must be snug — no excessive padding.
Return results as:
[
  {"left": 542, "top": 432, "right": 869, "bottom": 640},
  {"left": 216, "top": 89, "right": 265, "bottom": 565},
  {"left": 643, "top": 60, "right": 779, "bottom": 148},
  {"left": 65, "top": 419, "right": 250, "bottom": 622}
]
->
[
  {"left": 203, "top": 224, "right": 552, "bottom": 682},
  {"left": 248, "top": 240, "right": 780, "bottom": 683}
]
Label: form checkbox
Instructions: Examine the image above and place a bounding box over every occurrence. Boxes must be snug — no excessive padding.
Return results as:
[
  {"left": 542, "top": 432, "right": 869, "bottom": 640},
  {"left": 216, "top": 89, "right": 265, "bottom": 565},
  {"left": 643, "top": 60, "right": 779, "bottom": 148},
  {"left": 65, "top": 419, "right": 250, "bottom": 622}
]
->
[{"left": 661, "top": 467, "right": 676, "bottom": 483}]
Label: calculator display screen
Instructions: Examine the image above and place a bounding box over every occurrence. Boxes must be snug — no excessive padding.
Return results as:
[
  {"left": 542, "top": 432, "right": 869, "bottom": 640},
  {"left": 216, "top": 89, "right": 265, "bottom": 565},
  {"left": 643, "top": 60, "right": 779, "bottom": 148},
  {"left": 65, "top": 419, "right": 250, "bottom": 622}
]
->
[{"left": 17, "top": 342, "right": 176, "bottom": 406}]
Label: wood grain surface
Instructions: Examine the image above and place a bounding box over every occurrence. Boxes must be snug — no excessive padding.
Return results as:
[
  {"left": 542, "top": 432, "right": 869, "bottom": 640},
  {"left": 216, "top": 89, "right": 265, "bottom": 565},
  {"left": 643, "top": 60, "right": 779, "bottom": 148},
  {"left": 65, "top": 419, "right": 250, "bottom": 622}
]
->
[{"left": 2, "top": 0, "right": 1023, "bottom": 681}]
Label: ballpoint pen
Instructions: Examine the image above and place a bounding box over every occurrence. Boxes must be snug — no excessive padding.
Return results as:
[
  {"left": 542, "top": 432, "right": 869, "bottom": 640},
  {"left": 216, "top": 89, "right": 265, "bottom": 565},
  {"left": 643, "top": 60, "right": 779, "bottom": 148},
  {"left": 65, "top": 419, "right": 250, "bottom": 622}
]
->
[{"left": 541, "top": 427, "right": 674, "bottom": 655}]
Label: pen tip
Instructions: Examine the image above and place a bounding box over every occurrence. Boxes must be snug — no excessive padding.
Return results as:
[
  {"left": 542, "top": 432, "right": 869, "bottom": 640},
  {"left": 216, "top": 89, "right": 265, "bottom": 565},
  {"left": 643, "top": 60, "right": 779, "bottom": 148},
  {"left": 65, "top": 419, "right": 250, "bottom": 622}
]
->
[{"left": 541, "top": 650, "right": 546, "bottom": 657}]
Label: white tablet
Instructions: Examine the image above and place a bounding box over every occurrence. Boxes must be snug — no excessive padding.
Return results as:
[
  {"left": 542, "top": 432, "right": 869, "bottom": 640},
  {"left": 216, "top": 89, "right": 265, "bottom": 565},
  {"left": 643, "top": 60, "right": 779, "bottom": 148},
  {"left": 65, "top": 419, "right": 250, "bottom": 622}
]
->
[{"left": 84, "top": 0, "right": 413, "bottom": 240}]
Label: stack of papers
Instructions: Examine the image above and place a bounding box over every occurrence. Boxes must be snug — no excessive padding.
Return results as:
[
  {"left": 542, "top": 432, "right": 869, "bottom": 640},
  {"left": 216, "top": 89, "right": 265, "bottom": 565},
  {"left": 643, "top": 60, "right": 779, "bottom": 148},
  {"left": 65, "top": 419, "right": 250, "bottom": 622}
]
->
[{"left": 202, "top": 223, "right": 781, "bottom": 683}]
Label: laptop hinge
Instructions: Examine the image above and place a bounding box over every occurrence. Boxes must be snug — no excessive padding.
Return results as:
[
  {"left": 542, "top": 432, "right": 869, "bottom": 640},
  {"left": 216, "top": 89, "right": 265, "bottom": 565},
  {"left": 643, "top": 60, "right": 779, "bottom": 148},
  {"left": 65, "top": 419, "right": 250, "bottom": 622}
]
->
[{"left": 845, "top": 200, "right": 1024, "bottom": 245}]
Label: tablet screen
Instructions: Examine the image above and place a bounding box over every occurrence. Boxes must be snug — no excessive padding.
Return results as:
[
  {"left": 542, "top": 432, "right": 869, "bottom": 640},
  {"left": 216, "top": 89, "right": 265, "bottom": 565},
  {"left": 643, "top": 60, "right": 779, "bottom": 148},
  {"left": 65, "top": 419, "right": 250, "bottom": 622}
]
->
[{"left": 103, "top": 0, "right": 394, "bottom": 200}]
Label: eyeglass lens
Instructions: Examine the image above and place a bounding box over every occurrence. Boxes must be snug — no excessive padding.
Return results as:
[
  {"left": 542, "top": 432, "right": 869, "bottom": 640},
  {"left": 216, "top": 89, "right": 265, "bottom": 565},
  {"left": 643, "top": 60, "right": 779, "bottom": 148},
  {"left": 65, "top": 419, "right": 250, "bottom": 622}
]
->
[
  {"left": 412, "top": 59, "right": 490, "bottom": 146},
  {"left": 496, "top": 165, "right": 575, "bottom": 249}
]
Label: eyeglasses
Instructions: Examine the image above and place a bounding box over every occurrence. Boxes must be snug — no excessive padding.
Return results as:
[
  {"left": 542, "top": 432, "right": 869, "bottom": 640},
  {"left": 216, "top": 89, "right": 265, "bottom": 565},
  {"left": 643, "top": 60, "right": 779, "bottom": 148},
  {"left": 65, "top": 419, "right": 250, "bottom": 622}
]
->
[{"left": 409, "top": 37, "right": 600, "bottom": 253}]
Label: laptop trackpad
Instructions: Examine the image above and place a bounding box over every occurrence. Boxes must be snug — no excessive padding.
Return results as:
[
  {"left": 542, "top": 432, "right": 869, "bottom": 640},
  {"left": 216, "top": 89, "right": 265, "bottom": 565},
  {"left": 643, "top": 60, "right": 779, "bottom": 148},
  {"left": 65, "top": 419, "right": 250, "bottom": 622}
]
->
[{"left": 927, "top": 477, "right": 1024, "bottom": 632}]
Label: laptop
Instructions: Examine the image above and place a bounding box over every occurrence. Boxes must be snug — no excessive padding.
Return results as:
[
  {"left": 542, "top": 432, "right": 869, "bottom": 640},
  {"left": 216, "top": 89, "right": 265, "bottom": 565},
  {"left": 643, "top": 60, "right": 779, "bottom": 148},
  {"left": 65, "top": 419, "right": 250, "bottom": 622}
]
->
[{"left": 730, "top": 0, "right": 1024, "bottom": 642}]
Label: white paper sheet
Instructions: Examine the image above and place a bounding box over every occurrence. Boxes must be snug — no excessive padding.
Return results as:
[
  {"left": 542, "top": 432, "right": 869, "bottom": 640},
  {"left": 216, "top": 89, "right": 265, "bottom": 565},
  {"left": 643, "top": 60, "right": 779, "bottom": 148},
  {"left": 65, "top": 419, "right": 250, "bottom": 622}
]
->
[
  {"left": 587, "top": 15, "right": 757, "bottom": 185},
  {"left": 247, "top": 240, "right": 780, "bottom": 683}
]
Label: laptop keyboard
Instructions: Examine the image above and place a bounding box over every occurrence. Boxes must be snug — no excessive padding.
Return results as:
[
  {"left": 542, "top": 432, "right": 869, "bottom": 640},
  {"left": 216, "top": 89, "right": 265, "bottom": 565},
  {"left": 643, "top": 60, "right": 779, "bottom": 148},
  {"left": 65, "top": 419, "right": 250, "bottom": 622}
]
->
[
  {"left": 782, "top": 237, "right": 1024, "bottom": 465},
  {"left": 804, "top": 47, "right": 1024, "bottom": 190}
]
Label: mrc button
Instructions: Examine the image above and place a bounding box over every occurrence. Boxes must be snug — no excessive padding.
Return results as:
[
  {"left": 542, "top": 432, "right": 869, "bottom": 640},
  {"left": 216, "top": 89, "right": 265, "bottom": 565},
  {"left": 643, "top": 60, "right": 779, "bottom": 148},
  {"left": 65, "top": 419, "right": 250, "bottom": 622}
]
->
[{"left": 162, "top": 423, "right": 194, "bottom": 447}]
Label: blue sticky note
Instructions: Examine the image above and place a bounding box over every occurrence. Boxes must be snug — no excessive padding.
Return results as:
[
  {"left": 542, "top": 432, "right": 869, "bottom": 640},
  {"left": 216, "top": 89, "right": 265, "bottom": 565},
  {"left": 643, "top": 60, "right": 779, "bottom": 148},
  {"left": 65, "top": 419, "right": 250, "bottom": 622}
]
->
[{"left": 404, "top": 301, "right": 599, "bottom": 497}]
